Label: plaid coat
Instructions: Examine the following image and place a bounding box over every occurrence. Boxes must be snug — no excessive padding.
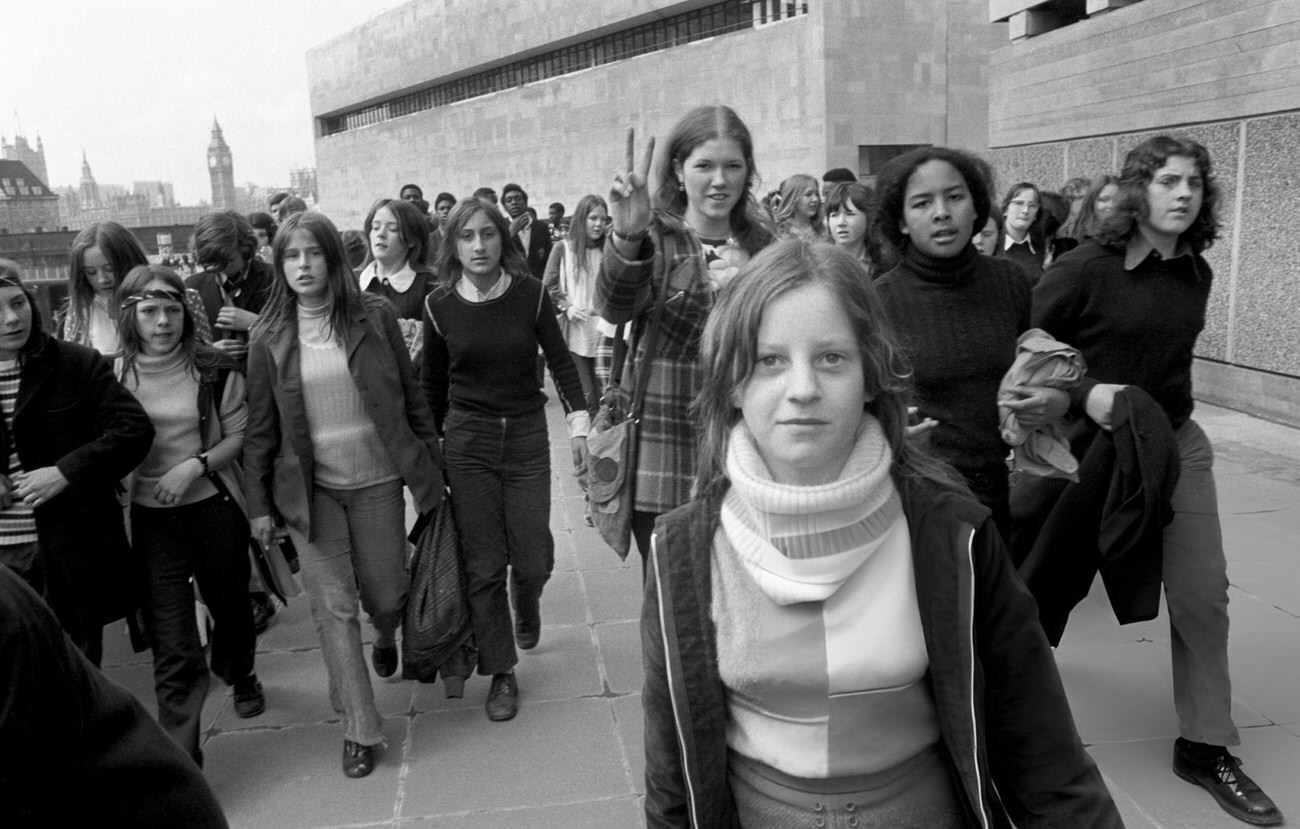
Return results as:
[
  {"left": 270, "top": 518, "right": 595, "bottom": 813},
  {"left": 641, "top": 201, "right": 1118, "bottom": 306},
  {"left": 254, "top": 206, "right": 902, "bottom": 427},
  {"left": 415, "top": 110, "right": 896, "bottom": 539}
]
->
[{"left": 594, "top": 214, "right": 731, "bottom": 513}]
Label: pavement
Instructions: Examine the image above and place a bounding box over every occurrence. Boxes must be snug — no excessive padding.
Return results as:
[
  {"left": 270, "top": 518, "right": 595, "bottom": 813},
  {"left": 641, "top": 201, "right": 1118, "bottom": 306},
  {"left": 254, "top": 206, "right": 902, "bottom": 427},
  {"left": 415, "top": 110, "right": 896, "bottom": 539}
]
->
[{"left": 98, "top": 398, "right": 1300, "bottom": 828}]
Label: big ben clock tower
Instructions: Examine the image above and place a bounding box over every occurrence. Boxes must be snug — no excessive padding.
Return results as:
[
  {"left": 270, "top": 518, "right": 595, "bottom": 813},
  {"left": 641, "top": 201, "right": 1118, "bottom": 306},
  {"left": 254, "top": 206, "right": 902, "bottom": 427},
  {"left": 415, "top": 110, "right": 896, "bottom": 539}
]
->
[{"left": 207, "top": 118, "right": 237, "bottom": 210}]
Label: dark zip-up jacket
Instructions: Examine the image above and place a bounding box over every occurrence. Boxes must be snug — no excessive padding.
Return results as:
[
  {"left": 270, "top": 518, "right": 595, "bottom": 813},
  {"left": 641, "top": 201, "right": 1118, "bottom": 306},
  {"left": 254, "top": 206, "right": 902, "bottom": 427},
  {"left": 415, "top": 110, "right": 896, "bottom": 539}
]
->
[{"left": 642, "top": 478, "right": 1122, "bottom": 829}]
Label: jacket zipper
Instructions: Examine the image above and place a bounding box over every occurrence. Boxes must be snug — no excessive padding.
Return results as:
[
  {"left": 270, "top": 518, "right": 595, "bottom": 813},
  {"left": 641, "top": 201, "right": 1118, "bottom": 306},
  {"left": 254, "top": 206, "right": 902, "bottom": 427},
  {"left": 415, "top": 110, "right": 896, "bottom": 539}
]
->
[{"left": 652, "top": 537, "right": 703, "bottom": 828}]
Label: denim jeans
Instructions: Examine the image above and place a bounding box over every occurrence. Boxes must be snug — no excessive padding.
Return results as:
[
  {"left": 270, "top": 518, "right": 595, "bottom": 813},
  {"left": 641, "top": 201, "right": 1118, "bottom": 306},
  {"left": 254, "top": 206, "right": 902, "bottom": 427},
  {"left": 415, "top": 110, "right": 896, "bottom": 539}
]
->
[
  {"left": 288, "top": 479, "right": 407, "bottom": 746},
  {"left": 443, "top": 407, "right": 553, "bottom": 676},
  {"left": 1164, "top": 420, "right": 1236, "bottom": 747},
  {"left": 133, "top": 493, "right": 254, "bottom": 763}
]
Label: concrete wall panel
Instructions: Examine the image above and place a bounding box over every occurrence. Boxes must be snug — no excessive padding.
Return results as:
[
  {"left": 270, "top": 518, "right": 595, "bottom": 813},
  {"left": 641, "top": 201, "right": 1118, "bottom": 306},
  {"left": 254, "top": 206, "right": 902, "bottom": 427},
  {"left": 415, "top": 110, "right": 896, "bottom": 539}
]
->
[{"left": 1234, "top": 113, "right": 1300, "bottom": 375}]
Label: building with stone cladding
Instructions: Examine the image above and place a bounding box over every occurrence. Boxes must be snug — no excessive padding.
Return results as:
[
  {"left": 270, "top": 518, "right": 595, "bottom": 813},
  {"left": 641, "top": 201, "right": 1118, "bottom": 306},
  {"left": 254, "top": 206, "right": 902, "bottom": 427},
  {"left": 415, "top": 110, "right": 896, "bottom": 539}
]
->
[
  {"left": 306, "top": 0, "right": 1000, "bottom": 231},
  {"left": 0, "top": 160, "right": 60, "bottom": 234},
  {"left": 987, "top": 0, "right": 1300, "bottom": 425}
]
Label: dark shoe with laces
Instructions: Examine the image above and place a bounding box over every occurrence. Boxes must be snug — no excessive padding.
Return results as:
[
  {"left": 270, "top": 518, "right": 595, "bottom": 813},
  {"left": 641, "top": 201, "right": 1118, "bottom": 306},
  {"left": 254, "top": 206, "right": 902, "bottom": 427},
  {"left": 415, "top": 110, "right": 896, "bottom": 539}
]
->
[
  {"left": 342, "top": 740, "right": 376, "bottom": 778},
  {"left": 1173, "top": 738, "right": 1282, "bottom": 826},
  {"left": 371, "top": 642, "right": 398, "bottom": 678},
  {"left": 485, "top": 671, "right": 518, "bottom": 721},
  {"left": 232, "top": 676, "right": 265, "bottom": 719}
]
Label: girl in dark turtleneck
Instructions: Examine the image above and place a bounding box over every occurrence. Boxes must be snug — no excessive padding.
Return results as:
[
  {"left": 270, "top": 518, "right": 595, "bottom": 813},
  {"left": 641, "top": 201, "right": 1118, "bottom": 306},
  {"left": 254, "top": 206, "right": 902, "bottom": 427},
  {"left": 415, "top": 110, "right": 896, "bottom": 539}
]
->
[{"left": 871, "top": 147, "right": 1065, "bottom": 536}]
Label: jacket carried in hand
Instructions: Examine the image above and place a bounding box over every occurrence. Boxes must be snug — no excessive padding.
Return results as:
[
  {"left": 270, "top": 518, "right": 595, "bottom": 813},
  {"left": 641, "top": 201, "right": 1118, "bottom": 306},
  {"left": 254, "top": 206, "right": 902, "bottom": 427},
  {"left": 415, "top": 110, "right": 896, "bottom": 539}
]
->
[
  {"left": 642, "top": 478, "right": 1121, "bottom": 829},
  {"left": 242, "top": 294, "right": 445, "bottom": 540}
]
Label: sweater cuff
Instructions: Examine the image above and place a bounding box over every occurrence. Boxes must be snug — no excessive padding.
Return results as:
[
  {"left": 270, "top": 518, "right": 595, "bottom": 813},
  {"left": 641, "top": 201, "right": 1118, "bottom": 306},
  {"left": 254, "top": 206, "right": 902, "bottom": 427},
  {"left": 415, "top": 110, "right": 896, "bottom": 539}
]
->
[
  {"left": 566, "top": 410, "right": 591, "bottom": 439},
  {"left": 607, "top": 238, "right": 652, "bottom": 266}
]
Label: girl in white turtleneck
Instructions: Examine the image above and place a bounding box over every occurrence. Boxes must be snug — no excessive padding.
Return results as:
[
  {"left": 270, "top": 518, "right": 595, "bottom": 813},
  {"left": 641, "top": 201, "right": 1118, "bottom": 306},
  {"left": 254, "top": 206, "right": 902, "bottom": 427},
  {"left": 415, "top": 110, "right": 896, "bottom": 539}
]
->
[
  {"left": 641, "top": 240, "right": 1121, "bottom": 829},
  {"left": 115, "top": 264, "right": 263, "bottom": 767}
]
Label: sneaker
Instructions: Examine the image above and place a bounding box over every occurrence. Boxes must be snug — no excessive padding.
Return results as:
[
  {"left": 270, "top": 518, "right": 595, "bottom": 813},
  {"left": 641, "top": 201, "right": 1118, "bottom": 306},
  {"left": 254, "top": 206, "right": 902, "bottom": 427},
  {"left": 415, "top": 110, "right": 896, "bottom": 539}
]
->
[
  {"left": 232, "top": 676, "right": 266, "bottom": 719},
  {"left": 1173, "top": 738, "right": 1282, "bottom": 826},
  {"left": 371, "top": 642, "right": 398, "bottom": 678},
  {"left": 342, "top": 739, "right": 376, "bottom": 778},
  {"left": 485, "top": 671, "right": 518, "bottom": 721}
]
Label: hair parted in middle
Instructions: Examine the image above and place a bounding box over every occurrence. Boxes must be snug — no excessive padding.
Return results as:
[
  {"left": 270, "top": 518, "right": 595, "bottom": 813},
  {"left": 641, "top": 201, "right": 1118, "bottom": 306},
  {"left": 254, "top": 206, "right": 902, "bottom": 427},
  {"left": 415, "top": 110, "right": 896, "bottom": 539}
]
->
[
  {"left": 870, "top": 146, "right": 993, "bottom": 254},
  {"left": 65, "top": 221, "right": 150, "bottom": 332},
  {"left": 114, "top": 264, "right": 222, "bottom": 385},
  {"left": 653, "top": 104, "right": 773, "bottom": 255},
  {"left": 433, "top": 198, "right": 532, "bottom": 292},
  {"left": 258, "top": 211, "right": 361, "bottom": 341},
  {"left": 565, "top": 194, "right": 609, "bottom": 276},
  {"left": 362, "top": 197, "right": 431, "bottom": 269},
  {"left": 693, "top": 238, "right": 967, "bottom": 501}
]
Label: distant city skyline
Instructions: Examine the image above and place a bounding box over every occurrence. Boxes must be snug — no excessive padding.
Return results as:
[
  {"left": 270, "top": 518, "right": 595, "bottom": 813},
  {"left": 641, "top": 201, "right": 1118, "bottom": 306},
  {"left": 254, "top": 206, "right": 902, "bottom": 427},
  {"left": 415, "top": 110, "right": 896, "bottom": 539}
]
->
[{"left": 3, "top": 0, "right": 404, "bottom": 205}]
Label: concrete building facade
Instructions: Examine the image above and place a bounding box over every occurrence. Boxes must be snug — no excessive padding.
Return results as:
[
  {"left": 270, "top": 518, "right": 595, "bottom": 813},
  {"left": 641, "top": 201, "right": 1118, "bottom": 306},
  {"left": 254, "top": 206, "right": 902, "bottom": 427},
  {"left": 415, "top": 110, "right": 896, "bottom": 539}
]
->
[
  {"left": 307, "top": 0, "right": 999, "bottom": 230},
  {"left": 987, "top": 0, "right": 1300, "bottom": 426}
]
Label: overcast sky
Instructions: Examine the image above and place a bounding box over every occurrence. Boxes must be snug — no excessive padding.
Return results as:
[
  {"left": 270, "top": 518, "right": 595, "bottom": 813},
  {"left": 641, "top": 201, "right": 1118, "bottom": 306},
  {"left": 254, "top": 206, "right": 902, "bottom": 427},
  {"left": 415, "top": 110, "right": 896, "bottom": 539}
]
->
[{"left": 3, "top": 0, "right": 404, "bottom": 204}]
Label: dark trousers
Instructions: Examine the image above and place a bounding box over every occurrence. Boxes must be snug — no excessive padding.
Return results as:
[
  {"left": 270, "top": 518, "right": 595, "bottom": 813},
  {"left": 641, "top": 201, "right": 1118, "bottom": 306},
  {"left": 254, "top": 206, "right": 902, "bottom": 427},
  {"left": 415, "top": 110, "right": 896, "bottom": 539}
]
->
[
  {"left": 444, "top": 407, "right": 553, "bottom": 676},
  {"left": 132, "top": 494, "right": 254, "bottom": 763},
  {"left": 959, "top": 465, "right": 1010, "bottom": 543}
]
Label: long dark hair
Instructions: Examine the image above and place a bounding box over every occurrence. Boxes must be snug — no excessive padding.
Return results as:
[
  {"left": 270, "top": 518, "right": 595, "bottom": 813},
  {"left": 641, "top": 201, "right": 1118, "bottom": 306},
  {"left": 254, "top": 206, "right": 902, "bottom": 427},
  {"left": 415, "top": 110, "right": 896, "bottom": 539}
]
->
[
  {"left": 871, "top": 147, "right": 992, "bottom": 254},
  {"left": 1073, "top": 174, "right": 1119, "bottom": 242},
  {"left": 0, "top": 258, "right": 46, "bottom": 363},
  {"left": 362, "top": 197, "right": 430, "bottom": 269},
  {"left": 1094, "top": 135, "right": 1221, "bottom": 253},
  {"left": 433, "top": 198, "right": 531, "bottom": 293},
  {"left": 694, "top": 239, "right": 968, "bottom": 501},
  {"left": 65, "top": 221, "right": 148, "bottom": 333},
  {"left": 652, "top": 105, "right": 773, "bottom": 255},
  {"left": 257, "top": 211, "right": 361, "bottom": 341}
]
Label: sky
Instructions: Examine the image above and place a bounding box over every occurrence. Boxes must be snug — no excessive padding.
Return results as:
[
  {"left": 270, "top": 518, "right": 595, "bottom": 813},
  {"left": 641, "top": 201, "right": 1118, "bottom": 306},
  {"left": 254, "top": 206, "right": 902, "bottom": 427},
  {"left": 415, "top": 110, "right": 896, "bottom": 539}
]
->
[{"left": 3, "top": 0, "right": 405, "bottom": 204}]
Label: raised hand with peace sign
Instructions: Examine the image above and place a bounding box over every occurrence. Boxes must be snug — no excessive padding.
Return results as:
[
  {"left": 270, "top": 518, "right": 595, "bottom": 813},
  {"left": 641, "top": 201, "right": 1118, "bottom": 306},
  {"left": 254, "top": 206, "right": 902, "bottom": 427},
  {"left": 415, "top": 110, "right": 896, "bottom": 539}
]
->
[{"left": 609, "top": 127, "right": 656, "bottom": 258}]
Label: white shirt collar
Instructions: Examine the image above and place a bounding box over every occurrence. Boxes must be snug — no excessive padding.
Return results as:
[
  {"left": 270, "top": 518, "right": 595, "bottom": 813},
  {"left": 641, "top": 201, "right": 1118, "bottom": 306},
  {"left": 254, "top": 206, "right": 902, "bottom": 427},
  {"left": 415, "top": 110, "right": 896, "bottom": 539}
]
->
[
  {"left": 360, "top": 261, "right": 417, "bottom": 293},
  {"left": 455, "top": 272, "right": 512, "bottom": 303}
]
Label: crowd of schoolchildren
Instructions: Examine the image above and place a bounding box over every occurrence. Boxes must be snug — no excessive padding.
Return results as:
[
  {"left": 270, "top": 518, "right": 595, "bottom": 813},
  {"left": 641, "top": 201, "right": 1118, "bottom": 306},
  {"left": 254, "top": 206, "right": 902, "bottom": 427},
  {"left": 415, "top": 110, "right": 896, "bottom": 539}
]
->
[{"left": 0, "top": 103, "right": 1282, "bottom": 828}]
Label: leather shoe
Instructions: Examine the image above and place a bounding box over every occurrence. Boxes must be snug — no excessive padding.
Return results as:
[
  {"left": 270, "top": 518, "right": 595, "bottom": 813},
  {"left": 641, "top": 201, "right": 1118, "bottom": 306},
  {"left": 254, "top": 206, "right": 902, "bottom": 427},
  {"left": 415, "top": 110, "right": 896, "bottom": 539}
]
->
[
  {"left": 232, "top": 676, "right": 265, "bottom": 718},
  {"left": 514, "top": 593, "right": 541, "bottom": 651},
  {"left": 342, "top": 740, "right": 376, "bottom": 778},
  {"left": 250, "top": 593, "right": 275, "bottom": 635},
  {"left": 371, "top": 643, "right": 398, "bottom": 678},
  {"left": 1174, "top": 739, "right": 1282, "bottom": 826},
  {"left": 485, "top": 671, "right": 518, "bottom": 721}
]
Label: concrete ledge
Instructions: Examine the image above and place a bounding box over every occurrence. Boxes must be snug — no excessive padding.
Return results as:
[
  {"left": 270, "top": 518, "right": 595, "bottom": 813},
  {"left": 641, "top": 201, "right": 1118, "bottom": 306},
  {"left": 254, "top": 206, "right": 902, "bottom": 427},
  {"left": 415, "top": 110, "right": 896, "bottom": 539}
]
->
[{"left": 1193, "top": 357, "right": 1300, "bottom": 429}]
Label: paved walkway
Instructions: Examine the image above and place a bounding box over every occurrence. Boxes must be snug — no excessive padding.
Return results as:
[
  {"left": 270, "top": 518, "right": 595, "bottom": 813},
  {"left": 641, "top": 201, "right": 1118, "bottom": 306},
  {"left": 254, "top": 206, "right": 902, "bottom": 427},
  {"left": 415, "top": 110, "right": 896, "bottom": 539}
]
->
[{"left": 99, "top": 400, "right": 1300, "bottom": 828}]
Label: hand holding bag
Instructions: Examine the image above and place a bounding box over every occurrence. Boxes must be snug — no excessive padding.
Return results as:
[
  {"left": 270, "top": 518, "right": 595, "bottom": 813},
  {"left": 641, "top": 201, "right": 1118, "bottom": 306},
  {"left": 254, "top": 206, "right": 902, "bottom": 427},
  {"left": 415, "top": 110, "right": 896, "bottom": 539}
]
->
[{"left": 586, "top": 267, "right": 670, "bottom": 559}]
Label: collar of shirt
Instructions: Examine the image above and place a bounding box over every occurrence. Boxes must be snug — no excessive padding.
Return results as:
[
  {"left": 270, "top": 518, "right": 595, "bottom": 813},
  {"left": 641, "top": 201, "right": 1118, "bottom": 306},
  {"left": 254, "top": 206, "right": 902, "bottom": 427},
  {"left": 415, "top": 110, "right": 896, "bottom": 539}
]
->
[
  {"left": 456, "top": 272, "right": 512, "bottom": 303},
  {"left": 1124, "top": 231, "right": 1201, "bottom": 278},
  {"left": 360, "top": 261, "right": 417, "bottom": 293},
  {"left": 517, "top": 222, "right": 532, "bottom": 249},
  {"left": 1003, "top": 233, "right": 1036, "bottom": 254}
]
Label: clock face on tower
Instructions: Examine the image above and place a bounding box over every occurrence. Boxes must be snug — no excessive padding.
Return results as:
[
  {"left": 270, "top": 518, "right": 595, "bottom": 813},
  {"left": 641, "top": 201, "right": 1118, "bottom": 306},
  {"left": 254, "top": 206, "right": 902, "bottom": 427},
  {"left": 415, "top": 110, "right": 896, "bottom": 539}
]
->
[{"left": 209, "top": 156, "right": 218, "bottom": 169}]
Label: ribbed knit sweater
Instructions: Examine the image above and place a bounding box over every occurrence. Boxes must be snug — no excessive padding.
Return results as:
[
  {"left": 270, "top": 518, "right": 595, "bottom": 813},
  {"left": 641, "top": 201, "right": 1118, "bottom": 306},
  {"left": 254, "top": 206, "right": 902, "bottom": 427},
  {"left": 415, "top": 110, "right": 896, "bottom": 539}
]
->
[
  {"left": 875, "top": 245, "right": 1032, "bottom": 474},
  {"left": 297, "top": 303, "right": 399, "bottom": 490},
  {"left": 712, "top": 418, "right": 940, "bottom": 780},
  {"left": 0, "top": 359, "right": 35, "bottom": 543},
  {"left": 124, "top": 349, "right": 239, "bottom": 507}
]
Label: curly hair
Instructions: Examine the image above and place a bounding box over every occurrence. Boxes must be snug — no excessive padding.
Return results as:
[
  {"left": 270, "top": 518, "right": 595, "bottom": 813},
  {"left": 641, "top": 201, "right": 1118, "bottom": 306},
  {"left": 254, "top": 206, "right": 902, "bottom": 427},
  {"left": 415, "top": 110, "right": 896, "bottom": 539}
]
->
[
  {"left": 870, "top": 147, "right": 992, "bottom": 254},
  {"left": 1094, "top": 135, "right": 1221, "bottom": 253},
  {"left": 693, "top": 239, "right": 968, "bottom": 501}
]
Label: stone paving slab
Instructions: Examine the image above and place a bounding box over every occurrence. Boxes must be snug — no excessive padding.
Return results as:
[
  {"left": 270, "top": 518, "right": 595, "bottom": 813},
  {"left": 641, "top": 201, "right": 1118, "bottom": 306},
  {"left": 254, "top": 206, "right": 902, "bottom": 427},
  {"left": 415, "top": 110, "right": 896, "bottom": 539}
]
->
[{"left": 93, "top": 400, "right": 1298, "bottom": 828}]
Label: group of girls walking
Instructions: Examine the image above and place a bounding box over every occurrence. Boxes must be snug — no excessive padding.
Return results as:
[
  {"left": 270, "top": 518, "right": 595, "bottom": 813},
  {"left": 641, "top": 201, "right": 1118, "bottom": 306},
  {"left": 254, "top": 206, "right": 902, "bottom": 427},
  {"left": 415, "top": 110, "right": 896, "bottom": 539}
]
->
[{"left": 0, "top": 98, "right": 1274, "bottom": 826}]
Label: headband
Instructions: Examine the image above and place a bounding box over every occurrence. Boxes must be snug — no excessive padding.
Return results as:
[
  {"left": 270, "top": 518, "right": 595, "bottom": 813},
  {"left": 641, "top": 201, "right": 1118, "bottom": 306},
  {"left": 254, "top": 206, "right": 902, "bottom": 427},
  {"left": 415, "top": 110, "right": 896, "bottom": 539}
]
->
[
  {"left": 121, "top": 288, "right": 185, "bottom": 308},
  {"left": 0, "top": 274, "right": 24, "bottom": 289}
]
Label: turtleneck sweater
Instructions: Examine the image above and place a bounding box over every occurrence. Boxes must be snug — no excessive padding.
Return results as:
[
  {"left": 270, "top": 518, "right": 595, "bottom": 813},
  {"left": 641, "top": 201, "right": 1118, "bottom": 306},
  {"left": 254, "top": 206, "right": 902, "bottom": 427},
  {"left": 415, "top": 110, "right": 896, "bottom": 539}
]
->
[
  {"left": 875, "top": 244, "right": 1032, "bottom": 475},
  {"left": 711, "top": 417, "right": 941, "bottom": 780},
  {"left": 297, "top": 303, "right": 400, "bottom": 490},
  {"left": 124, "top": 348, "right": 228, "bottom": 507}
]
